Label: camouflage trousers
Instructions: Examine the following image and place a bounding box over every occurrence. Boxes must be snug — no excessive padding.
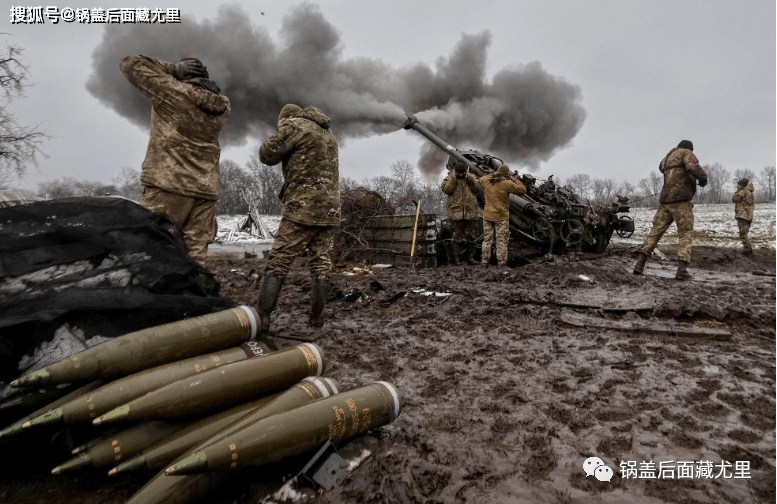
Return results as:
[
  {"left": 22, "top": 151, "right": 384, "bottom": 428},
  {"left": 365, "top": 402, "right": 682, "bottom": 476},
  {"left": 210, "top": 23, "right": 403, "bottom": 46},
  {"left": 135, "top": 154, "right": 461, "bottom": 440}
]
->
[
  {"left": 736, "top": 218, "right": 752, "bottom": 252},
  {"left": 482, "top": 219, "right": 510, "bottom": 266},
  {"left": 264, "top": 218, "right": 335, "bottom": 277},
  {"left": 139, "top": 186, "right": 217, "bottom": 266},
  {"left": 449, "top": 219, "right": 479, "bottom": 245},
  {"left": 639, "top": 200, "right": 694, "bottom": 262}
]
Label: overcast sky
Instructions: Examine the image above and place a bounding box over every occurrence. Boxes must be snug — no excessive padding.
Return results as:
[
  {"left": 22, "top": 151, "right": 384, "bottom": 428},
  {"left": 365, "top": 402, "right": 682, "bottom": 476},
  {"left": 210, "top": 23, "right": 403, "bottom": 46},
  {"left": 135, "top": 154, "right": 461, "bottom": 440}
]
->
[{"left": 6, "top": 0, "right": 776, "bottom": 192}]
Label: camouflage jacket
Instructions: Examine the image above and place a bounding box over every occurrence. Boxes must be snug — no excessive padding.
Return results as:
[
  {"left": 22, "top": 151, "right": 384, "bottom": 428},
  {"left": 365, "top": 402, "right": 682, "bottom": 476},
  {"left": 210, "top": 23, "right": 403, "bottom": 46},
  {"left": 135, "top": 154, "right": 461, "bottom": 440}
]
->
[
  {"left": 120, "top": 55, "right": 231, "bottom": 200},
  {"left": 732, "top": 183, "right": 755, "bottom": 221},
  {"left": 259, "top": 107, "right": 340, "bottom": 226},
  {"left": 658, "top": 147, "right": 707, "bottom": 204},
  {"left": 477, "top": 174, "right": 526, "bottom": 222},
  {"left": 441, "top": 171, "right": 480, "bottom": 221}
]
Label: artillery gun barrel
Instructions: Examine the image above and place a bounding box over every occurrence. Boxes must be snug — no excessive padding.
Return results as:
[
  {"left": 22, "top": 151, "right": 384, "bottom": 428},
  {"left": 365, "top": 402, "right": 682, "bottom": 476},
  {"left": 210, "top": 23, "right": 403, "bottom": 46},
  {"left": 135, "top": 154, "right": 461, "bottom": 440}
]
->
[{"left": 403, "top": 113, "right": 543, "bottom": 223}]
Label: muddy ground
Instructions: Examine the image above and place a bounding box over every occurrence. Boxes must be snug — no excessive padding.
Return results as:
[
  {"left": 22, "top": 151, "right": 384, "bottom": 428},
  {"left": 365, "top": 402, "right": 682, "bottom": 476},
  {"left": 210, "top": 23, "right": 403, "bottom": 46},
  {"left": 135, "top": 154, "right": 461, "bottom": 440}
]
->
[{"left": 1, "top": 244, "right": 774, "bottom": 503}]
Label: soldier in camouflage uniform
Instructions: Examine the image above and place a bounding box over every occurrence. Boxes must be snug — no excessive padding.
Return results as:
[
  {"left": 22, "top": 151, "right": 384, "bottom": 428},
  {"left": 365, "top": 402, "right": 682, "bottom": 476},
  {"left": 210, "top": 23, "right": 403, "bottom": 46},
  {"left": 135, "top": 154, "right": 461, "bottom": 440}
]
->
[
  {"left": 633, "top": 140, "right": 707, "bottom": 280},
  {"left": 120, "top": 55, "right": 230, "bottom": 267},
  {"left": 256, "top": 104, "right": 340, "bottom": 336},
  {"left": 441, "top": 162, "right": 481, "bottom": 265},
  {"left": 732, "top": 178, "right": 755, "bottom": 256},
  {"left": 477, "top": 165, "right": 526, "bottom": 267}
]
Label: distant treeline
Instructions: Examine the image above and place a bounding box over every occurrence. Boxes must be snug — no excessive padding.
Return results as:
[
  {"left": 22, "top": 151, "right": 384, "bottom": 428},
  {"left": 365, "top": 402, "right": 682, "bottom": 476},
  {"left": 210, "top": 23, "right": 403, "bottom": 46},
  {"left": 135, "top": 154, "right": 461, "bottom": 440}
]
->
[{"left": 21, "top": 161, "right": 776, "bottom": 215}]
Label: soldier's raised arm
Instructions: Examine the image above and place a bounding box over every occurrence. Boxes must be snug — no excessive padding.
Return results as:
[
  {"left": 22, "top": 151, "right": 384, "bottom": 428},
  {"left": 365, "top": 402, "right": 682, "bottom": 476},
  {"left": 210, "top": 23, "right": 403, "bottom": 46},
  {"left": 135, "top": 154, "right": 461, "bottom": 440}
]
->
[
  {"left": 120, "top": 55, "right": 179, "bottom": 105},
  {"left": 507, "top": 177, "right": 526, "bottom": 196},
  {"left": 259, "top": 122, "right": 299, "bottom": 166},
  {"left": 465, "top": 173, "right": 482, "bottom": 195},
  {"left": 681, "top": 150, "right": 707, "bottom": 184},
  {"left": 440, "top": 171, "right": 458, "bottom": 195}
]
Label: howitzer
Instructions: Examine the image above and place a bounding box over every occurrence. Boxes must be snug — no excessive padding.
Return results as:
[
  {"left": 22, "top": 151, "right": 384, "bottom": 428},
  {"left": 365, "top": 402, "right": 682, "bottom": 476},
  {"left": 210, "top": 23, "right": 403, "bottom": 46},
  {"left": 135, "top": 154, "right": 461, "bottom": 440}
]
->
[{"left": 403, "top": 113, "right": 633, "bottom": 255}]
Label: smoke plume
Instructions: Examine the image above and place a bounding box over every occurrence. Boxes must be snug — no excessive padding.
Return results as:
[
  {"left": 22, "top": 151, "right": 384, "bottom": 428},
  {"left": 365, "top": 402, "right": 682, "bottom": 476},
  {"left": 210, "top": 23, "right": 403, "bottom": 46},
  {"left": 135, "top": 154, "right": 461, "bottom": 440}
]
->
[{"left": 87, "top": 3, "right": 585, "bottom": 177}]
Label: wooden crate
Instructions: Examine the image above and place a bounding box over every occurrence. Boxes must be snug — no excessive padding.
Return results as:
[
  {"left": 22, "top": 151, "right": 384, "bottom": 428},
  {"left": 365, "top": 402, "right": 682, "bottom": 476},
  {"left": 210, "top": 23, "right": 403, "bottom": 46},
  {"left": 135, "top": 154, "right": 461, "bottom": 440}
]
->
[{"left": 364, "top": 214, "right": 438, "bottom": 268}]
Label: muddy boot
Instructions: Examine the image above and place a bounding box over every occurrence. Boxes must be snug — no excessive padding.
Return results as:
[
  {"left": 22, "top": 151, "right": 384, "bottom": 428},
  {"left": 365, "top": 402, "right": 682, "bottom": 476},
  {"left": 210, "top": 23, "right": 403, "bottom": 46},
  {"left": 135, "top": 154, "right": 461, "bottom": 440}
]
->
[
  {"left": 675, "top": 260, "right": 691, "bottom": 281},
  {"left": 256, "top": 275, "right": 284, "bottom": 348},
  {"left": 450, "top": 243, "right": 462, "bottom": 266},
  {"left": 443, "top": 241, "right": 456, "bottom": 266},
  {"left": 465, "top": 243, "right": 478, "bottom": 265},
  {"left": 309, "top": 276, "right": 331, "bottom": 328},
  {"left": 633, "top": 253, "right": 648, "bottom": 275}
]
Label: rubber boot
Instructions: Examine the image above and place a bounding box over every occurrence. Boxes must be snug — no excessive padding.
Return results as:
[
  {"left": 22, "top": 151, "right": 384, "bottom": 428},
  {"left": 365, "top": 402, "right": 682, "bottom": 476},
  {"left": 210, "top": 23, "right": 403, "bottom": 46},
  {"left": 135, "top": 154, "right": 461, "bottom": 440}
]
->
[
  {"left": 309, "top": 276, "right": 331, "bottom": 328},
  {"left": 633, "top": 253, "right": 648, "bottom": 275},
  {"left": 256, "top": 275, "right": 284, "bottom": 336},
  {"left": 742, "top": 249, "right": 753, "bottom": 258},
  {"left": 465, "top": 243, "right": 479, "bottom": 265},
  {"left": 675, "top": 260, "right": 691, "bottom": 281},
  {"left": 450, "top": 242, "right": 462, "bottom": 265}
]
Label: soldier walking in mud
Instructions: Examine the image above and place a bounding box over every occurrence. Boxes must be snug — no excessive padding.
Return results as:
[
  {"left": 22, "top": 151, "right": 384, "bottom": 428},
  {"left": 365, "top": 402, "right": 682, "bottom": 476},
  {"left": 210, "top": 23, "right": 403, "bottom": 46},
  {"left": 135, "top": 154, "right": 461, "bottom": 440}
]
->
[
  {"left": 256, "top": 104, "right": 340, "bottom": 339},
  {"left": 633, "top": 140, "right": 707, "bottom": 280},
  {"left": 120, "top": 55, "right": 231, "bottom": 267},
  {"left": 441, "top": 162, "right": 481, "bottom": 265},
  {"left": 732, "top": 178, "right": 755, "bottom": 257},
  {"left": 477, "top": 165, "right": 526, "bottom": 267}
]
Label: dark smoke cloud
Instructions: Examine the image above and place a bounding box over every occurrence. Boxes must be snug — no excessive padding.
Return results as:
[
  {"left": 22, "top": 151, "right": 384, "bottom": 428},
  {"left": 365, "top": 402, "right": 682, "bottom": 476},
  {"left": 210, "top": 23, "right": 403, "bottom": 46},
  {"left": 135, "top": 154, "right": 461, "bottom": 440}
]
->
[{"left": 87, "top": 3, "right": 585, "bottom": 178}]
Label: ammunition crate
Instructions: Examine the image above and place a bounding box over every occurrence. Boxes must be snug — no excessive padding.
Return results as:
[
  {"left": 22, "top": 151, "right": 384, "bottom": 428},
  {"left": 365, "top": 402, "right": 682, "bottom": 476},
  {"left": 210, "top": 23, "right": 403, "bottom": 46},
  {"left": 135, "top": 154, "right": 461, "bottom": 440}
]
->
[{"left": 364, "top": 214, "right": 438, "bottom": 268}]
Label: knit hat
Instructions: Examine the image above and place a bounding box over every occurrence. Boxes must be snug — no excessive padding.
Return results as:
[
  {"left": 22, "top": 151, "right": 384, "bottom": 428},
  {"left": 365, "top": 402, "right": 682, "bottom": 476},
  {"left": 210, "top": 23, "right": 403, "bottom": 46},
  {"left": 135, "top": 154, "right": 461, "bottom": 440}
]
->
[
  {"left": 454, "top": 162, "right": 467, "bottom": 173},
  {"left": 738, "top": 178, "right": 749, "bottom": 187},
  {"left": 497, "top": 165, "right": 510, "bottom": 176},
  {"left": 677, "top": 140, "right": 694, "bottom": 151}
]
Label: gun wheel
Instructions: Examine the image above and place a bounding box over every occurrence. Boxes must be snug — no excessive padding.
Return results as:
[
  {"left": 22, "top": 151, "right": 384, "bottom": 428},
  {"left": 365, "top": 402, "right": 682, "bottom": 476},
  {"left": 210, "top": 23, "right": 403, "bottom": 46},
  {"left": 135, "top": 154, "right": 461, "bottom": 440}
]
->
[
  {"left": 530, "top": 218, "right": 553, "bottom": 242},
  {"left": 560, "top": 219, "right": 584, "bottom": 245},
  {"left": 616, "top": 216, "right": 634, "bottom": 238}
]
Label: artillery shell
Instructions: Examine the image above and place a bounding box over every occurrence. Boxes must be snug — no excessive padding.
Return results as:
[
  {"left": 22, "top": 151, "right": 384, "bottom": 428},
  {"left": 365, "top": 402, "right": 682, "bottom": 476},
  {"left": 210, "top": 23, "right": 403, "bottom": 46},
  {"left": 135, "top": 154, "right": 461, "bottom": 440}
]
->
[
  {"left": 0, "top": 381, "right": 104, "bottom": 440},
  {"left": 111, "top": 377, "right": 338, "bottom": 475},
  {"left": 22, "top": 340, "right": 275, "bottom": 431},
  {"left": 51, "top": 421, "right": 182, "bottom": 474},
  {"left": 95, "top": 343, "right": 325, "bottom": 425},
  {"left": 11, "top": 306, "right": 261, "bottom": 388},
  {"left": 165, "top": 381, "right": 400, "bottom": 475}
]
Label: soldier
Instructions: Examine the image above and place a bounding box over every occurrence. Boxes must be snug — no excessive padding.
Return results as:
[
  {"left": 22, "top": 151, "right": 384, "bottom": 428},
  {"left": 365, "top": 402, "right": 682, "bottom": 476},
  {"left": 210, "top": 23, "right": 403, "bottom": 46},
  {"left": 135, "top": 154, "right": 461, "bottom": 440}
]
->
[
  {"left": 256, "top": 104, "right": 340, "bottom": 336},
  {"left": 441, "top": 162, "right": 481, "bottom": 265},
  {"left": 120, "top": 55, "right": 231, "bottom": 266},
  {"left": 477, "top": 165, "right": 526, "bottom": 267},
  {"left": 732, "top": 178, "right": 755, "bottom": 257},
  {"left": 633, "top": 140, "right": 707, "bottom": 280}
]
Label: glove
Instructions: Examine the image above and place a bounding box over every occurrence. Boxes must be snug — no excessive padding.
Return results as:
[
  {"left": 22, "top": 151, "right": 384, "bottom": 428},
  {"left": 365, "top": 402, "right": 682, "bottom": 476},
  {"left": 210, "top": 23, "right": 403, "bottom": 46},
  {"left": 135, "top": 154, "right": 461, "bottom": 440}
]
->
[
  {"left": 174, "top": 59, "right": 208, "bottom": 81},
  {"left": 698, "top": 178, "right": 707, "bottom": 187}
]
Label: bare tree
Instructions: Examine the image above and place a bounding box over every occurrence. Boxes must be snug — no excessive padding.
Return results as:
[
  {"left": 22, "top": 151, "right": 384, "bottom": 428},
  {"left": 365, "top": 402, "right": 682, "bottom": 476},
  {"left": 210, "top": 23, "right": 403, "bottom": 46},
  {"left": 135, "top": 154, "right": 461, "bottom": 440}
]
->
[
  {"left": 616, "top": 181, "right": 637, "bottom": 201},
  {"left": 636, "top": 171, "right": 662, "bottom": 207},
  {"left": 365, "top": 175, "right": 400, "bottom": 203},
  {"left": 704, "top": 163, "right": 730, "bottom": 204},
  {"left": 759, "top": 166, "right": 775, "bottom": 201},
  {"left": 390, "top": 160, "right": 418, "bottom": 199},
  {"left": 565, "top": 173, "right": 591, "bottom": 199},
  {"left": 0, "top": 39, "right": 48, "bottom": 189},
  {"left": 339, "top": 176, "right": 358, "bottom": 191},
  {"left": 733, "top": 168, "right": 756, "bottom": 189},
  {"left": 245, "top": 155, "right": 283, "bottom": 214},
  {"left": 37, "top": 177, "right": 117, "bottom": 199},
  {"left": 218, "top": 159, "right": 249, "bottom": 214},
  {"left": 111, "top": 166, "right": 141, "bottom": 201}
]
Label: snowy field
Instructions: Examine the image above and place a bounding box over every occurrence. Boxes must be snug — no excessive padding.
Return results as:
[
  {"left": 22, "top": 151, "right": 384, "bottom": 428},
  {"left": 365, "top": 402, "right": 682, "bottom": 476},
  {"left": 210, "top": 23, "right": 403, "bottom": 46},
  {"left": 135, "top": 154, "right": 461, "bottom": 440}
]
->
[
  {"left": 215, "top": 214, "right": 281, "bottom": 244},
  {"left": 610, "top": 202, "right": 776, "bottom": 249},
  {"left": 217, "top": 204, "right": 776, "bottom": 250}
]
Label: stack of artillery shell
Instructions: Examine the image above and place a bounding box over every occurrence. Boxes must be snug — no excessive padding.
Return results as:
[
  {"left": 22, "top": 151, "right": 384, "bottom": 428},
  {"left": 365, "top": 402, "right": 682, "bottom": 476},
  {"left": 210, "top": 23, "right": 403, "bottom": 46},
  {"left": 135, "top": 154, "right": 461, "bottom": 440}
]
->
[
  {"left": 124, "top": 376, "right": 343, "bottom": 504},
  {"left": 93, "top": 343, "right": 325, "bottom": 425},
  {"left": 21, "top": 339, "right": 277, "bottom": 431},
  {"left": 11, "top": 306, "right": 261, "bottom": 388}
]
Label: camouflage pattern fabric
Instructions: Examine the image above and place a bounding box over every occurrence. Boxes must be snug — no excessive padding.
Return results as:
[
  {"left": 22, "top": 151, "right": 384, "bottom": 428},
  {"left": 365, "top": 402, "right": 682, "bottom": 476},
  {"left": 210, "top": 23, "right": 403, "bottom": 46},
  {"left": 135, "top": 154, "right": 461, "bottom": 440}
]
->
[
  {"left": 449, "top": 219, "right": 480, "bottom": 244},
  {"left": 733, "top": 183, "right": 755, "bottom": 221},
  {"left": 736, "top": 218, "right": 752, "bottom": 253},
  {"left": 120, "top": 55, "right": 231, "bottom": 200},
  {"left": 264, "top": 218, "right": 335, "bottom": 277},
  {"left": 139, "top": 187, "right": 217, "bottom": 266},
  {"left": 639, "top": 200, "right": 695, "bottom": 262},
  {"left": 441, "top": 171, "right": 480, "bottom": 220},
  {"left": 482, "top": 219, "right": 510, "bottom": 266},
  {"left": 658, "top": 147, "right": 707, "bottom": 204},
  {"left": 477, "top": 174, "right": 526, "bottom": 221},
  {"left": 259, "top": 107, "right": 340, "bottom": 227}
]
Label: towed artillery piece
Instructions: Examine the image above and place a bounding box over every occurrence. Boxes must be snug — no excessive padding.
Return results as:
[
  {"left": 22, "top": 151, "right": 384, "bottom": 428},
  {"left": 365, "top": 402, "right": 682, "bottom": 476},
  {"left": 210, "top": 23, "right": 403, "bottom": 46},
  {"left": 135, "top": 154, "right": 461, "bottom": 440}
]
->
[{"left": 402, "top": 114, "right": 634, "bottom": 258}]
